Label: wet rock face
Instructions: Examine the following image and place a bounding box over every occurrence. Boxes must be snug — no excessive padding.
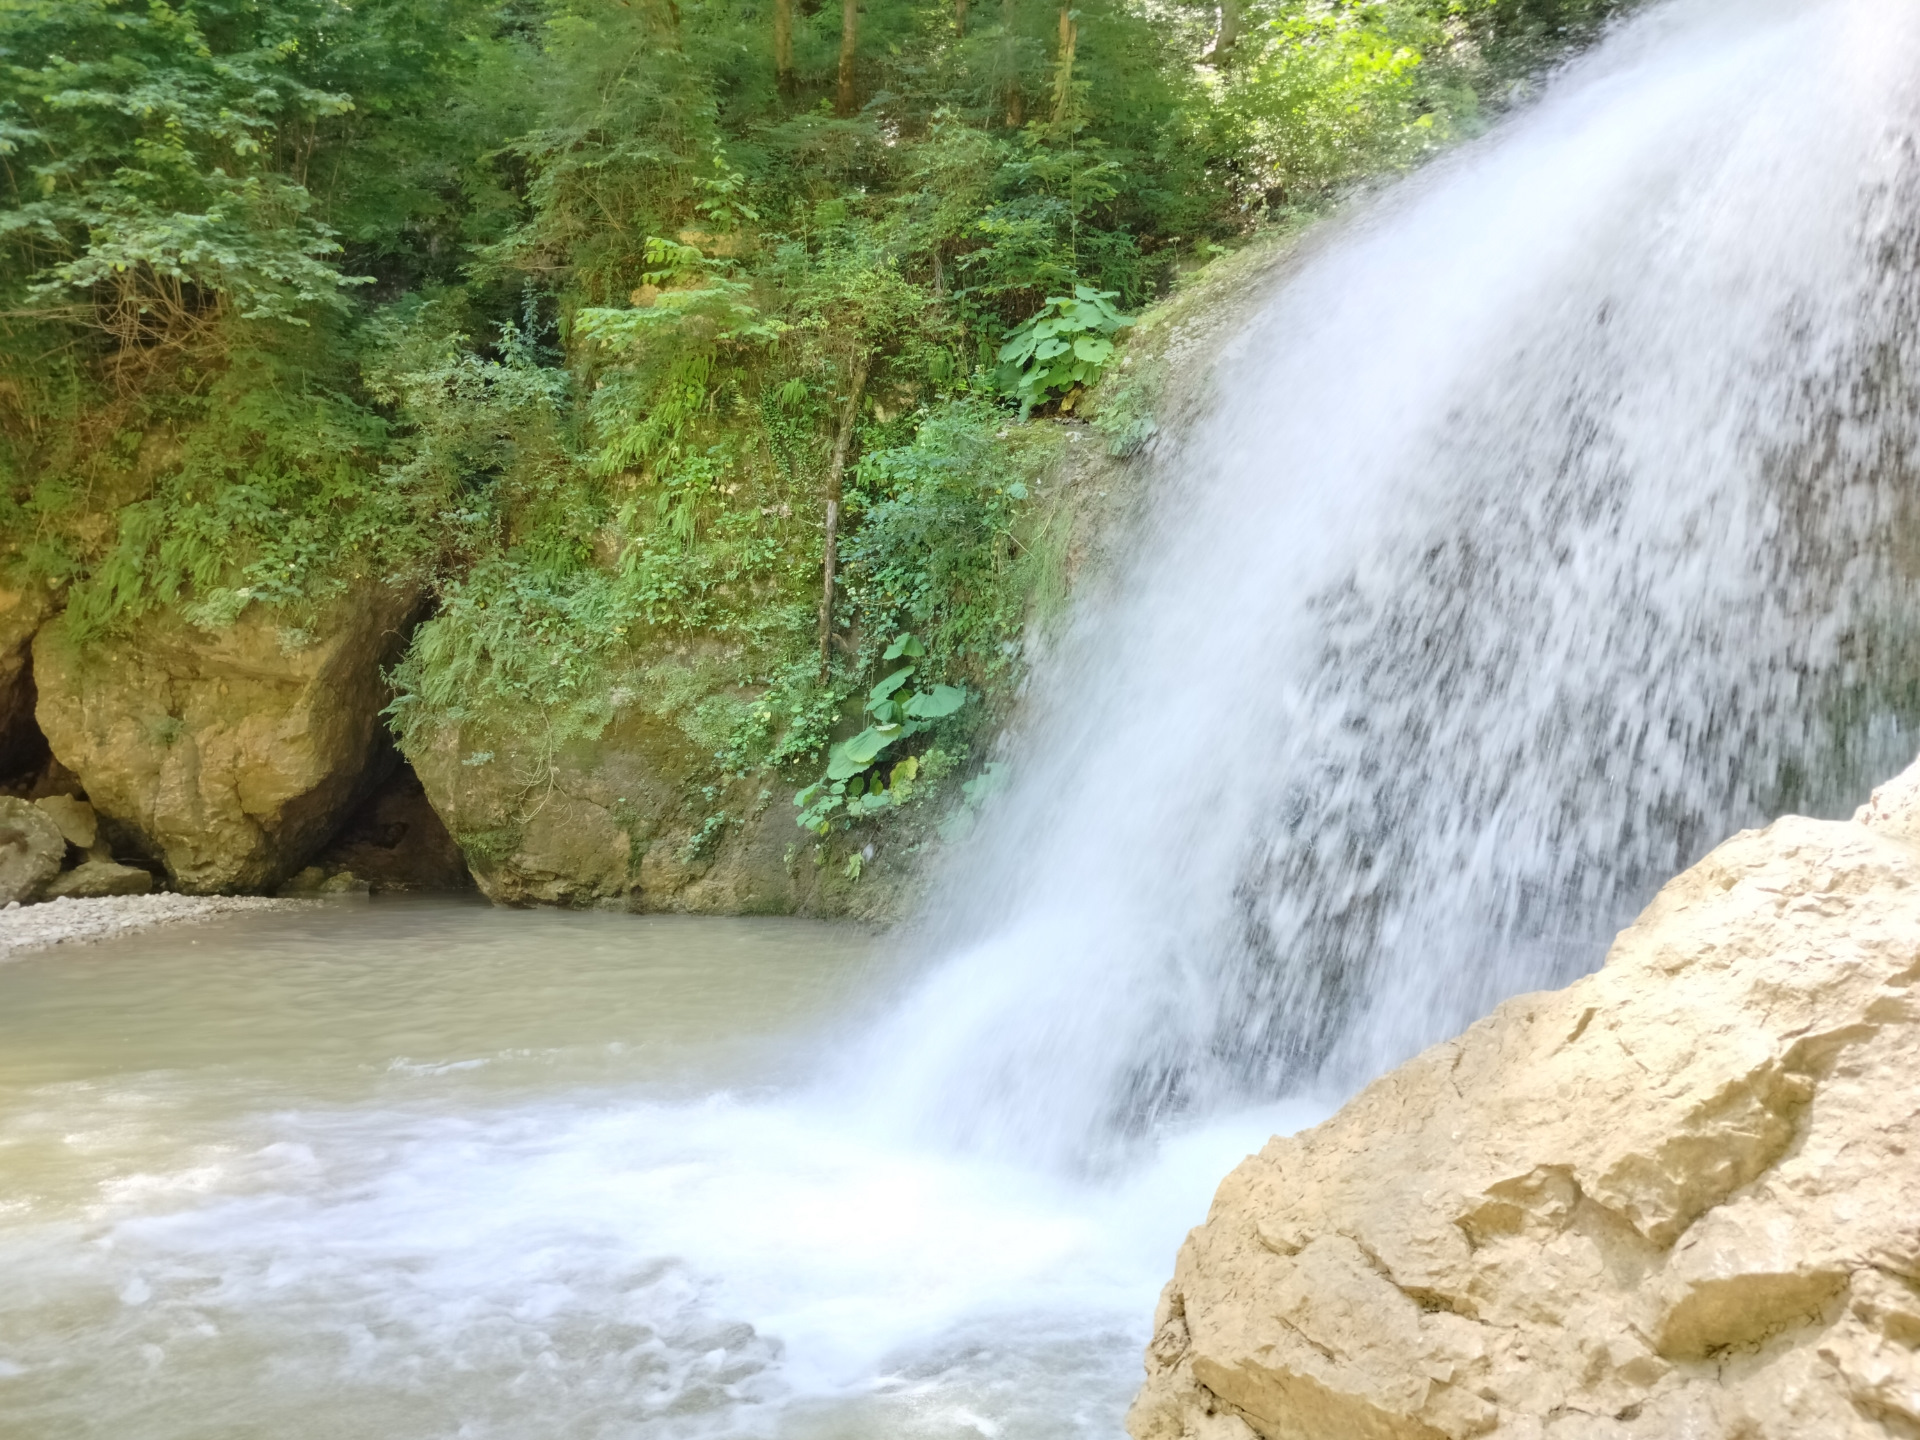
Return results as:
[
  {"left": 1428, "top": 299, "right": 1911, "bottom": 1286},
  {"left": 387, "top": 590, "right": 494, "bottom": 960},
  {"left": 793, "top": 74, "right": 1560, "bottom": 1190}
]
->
[
  {"left": 32, "top": 589, "right": 418, "bottom": 894},
  {"left": 1131, "top": 766, "right": 1920, "bottom": 1440},
  {"left": 410, "top": 709, "right": 832, "bottom": 913}
]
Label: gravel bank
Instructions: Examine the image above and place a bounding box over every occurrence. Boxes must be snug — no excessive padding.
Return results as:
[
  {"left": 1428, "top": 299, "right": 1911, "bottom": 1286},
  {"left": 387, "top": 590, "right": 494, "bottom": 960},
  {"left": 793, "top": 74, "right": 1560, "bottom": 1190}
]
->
[{"left": 0, "top": 894, "right": 315, "bottom": 960}]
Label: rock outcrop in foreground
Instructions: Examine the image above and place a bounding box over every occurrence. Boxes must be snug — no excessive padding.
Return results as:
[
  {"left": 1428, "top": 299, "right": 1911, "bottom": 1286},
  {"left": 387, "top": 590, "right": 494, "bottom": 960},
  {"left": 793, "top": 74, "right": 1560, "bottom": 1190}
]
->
[{"left": 1132, "top": 770, "right": 1920, "bottom": 1440}]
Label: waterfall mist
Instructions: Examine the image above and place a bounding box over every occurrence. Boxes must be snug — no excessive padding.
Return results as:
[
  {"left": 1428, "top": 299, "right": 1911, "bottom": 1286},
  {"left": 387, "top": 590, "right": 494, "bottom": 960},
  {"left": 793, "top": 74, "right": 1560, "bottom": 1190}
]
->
[{"left": 850, "top": 0, "right": 1920, "bottom": 1169}]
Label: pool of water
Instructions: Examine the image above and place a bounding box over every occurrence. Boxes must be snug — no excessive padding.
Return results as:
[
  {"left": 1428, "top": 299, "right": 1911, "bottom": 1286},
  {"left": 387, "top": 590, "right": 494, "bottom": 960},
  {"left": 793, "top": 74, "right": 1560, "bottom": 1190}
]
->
[{"left": 0, "top": 900, "right": 1315, "bottom": 1440}]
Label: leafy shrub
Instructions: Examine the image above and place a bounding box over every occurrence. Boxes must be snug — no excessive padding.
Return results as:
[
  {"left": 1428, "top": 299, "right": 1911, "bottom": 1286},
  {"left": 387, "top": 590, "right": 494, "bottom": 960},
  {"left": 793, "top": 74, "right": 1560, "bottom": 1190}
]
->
[
  {"left": 843, "top": 397, "right": 1049, "bottom": 680},
  {"left": 995, "top": 288, "right": 1132, "bottom": 414},
  {"left": 794, "top": 633, "right": 968, "bottom": 834},
  {"left": 59, "top": 347, "right": 429, "bottom": 641}
]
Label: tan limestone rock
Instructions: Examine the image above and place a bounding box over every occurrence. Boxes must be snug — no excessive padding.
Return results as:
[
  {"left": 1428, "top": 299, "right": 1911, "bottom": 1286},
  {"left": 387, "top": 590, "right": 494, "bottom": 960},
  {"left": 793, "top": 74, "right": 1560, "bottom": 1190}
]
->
[
  {"left": 32, "top": 589, "right": 417, "bottom": 893},
  {"left": 0, "top": 795, "right": 66, "bottom": 904},
  {"left": 410, "top": 705, "right": 845, "bottom": 913},
  {"left": 34, "top": 794, "right": 97, "bottom": 851},
  {"left": 1131, "top": 776, "right": 1920, "bottom": 1440}
]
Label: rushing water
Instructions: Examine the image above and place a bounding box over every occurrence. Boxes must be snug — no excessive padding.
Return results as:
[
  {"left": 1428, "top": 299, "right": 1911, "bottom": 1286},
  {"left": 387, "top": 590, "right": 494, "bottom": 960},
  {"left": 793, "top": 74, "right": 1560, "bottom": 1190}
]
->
[
  {"left": 0, "top": 902, "right": 1313, "bottom": 1438},
  {"left": 857, "top": 0, "right": 1920, "bottom": 1169},
  {"left": 14, "top": 0, "right": 1920, "bottom": 1434}
]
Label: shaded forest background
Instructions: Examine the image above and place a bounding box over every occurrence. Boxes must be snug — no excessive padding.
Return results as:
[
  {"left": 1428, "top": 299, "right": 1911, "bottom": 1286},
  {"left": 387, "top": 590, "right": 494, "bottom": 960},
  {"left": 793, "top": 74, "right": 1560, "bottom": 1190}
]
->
[{"left": 0, "top": 0, "right": 1628, "bottom": 866}]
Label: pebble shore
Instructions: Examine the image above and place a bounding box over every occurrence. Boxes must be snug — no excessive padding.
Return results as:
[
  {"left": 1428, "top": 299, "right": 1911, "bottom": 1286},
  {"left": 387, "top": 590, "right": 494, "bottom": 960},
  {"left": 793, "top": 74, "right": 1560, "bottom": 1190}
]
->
[{"left": 0, "top": 894, "right": 313, "bottom": 961}]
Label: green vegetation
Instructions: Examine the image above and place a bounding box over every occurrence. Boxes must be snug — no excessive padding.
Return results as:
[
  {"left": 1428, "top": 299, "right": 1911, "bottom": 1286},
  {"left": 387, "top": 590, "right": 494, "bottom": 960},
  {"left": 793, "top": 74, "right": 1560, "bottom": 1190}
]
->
[{"left": 0, "top": 0, "right": 1634, "bottom": 873}]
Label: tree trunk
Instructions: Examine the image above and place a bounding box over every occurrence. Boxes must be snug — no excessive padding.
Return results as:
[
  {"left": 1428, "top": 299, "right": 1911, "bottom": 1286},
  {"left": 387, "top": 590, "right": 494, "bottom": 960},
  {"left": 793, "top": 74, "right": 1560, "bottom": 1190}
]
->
[
  {"left": 819, "top": 351, "right": 872, "bottom": 675},
  {"left": 955, "top": 0, "right": 967, "bottom": 37},
  {"left": 1214, "top": 0, "right": 1239, "bottom": 65},
  {"left": 836, "top": 0, "right": 859, "bottom": 116},
  {"left": 1051, "top": 5, "right": 1077, "bottom": 124},
  {"left": 1002, "top": 0, "right": 1022, "bottom": 127},
  {"left": 775, "top": 0, "right": 794, "bottom": 92}
]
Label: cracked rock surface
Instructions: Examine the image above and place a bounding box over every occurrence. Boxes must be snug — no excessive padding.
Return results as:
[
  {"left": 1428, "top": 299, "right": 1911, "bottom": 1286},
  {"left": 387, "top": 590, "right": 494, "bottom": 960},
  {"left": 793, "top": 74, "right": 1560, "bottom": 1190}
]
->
[{"left": 1129, "top": 760, "right": 1920, "bottom": 1440}]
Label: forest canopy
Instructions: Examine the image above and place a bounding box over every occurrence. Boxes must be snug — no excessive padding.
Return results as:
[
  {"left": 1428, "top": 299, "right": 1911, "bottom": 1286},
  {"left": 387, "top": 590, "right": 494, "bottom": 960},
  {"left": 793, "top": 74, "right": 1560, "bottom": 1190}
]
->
[{"left": 0, "top": 0, "right": 1630, "bottom": 841}]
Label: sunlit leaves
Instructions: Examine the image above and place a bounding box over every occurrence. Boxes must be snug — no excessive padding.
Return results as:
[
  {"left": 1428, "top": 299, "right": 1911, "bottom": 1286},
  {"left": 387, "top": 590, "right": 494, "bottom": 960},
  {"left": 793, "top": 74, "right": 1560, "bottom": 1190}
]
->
[
  {"left": 0, "top": 0, "right": 379, "bottom": 341},
  {"left": 995, "top": 284, "right": 1130, "bottom": 412}
]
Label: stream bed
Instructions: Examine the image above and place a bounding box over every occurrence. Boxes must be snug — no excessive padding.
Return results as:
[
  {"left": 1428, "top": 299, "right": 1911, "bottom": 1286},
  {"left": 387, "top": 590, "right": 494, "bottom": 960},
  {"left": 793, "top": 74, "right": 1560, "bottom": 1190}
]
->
[{"left": 0, "top": 900, "right": 1312, "bottom": 1440}]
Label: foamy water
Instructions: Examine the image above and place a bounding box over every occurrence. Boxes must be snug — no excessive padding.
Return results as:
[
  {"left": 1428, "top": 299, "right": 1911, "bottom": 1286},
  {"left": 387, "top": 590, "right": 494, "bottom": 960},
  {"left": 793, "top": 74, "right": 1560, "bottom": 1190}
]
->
[
  {"left": 0, "top": 902, "right": 1319, "bottom": 1439},
  {"left": 14, "top": 1, "right": 1920, "bottom": 1433},
  {"left": 859, "top": 0, "right": 1920, "bottom": 1168}
]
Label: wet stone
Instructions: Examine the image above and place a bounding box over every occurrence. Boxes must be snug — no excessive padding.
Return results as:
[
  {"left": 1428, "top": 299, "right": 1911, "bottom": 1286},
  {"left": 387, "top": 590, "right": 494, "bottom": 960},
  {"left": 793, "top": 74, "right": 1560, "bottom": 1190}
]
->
[{"left": 0, "top": 796, "right": 65, "bottom": 905}]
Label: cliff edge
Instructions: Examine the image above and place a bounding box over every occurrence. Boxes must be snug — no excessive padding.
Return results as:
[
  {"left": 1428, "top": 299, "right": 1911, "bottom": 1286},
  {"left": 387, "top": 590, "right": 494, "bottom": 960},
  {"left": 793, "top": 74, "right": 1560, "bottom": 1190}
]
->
[{"left": 1131, "top": 761, "right": 1920, "bottom": 1440}]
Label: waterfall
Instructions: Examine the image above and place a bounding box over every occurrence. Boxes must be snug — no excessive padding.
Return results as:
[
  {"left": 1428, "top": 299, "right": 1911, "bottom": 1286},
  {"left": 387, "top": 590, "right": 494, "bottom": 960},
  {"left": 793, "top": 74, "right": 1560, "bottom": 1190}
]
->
[{"left": 851, "top": 0, "right": 1920, "bottom": 1169}]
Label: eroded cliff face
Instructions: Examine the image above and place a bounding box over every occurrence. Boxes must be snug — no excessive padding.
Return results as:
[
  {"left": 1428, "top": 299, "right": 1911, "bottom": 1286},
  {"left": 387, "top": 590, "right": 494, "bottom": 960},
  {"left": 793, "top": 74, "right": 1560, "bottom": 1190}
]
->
[
  {"left": 1132, "top": 763, "right": 1920, "bottom": 1440},
  {"left": 32, "top": 588, "right": 419, "bottom": 894}
]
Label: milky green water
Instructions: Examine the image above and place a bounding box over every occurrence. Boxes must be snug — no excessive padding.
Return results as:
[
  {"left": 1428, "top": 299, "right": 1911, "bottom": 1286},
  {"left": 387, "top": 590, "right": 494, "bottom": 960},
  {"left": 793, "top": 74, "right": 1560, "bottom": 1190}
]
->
[{"left": 0, "top": 899, "right": 1293, "bottom": 1440}]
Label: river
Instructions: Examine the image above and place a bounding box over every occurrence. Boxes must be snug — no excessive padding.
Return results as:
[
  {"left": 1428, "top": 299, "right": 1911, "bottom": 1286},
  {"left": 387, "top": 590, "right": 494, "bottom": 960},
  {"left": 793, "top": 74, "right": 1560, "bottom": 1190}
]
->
[
  {"left": 0, "top": 899, "right": 1313, "bottom": 1439},
  {"left": 11, "top": 0, "right": 1920, "bottom": 1433}
]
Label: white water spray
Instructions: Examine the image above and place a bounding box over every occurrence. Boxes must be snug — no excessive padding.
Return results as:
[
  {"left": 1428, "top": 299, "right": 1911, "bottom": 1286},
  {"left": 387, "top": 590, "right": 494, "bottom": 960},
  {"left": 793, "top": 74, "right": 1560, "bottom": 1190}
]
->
[
  {"left": 12, "top": 7, "right": 1920, "bottom": 1438},
  {"left": 855, "top": 0, "right": 1920, "bottom": 1169}
]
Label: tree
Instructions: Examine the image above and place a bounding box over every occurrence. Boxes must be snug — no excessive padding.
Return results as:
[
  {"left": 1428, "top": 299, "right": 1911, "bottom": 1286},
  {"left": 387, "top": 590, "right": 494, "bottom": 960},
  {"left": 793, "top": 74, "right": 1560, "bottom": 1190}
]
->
[
  {"left": 1002, "top": 0, "right": 1024, "bottom": 127},
  {"left": 819, "top": 350, "right": 872, "bottom": 672},
  {"left": 775, "top": 0, "right": 795, "bottom": 92},
  {"left": 1052, "top": 5, "right": 1078, "bottom": 123},
  {"left": 1214, "top": 0, "right": 1241, "bottom": 65},
  {"left": 837, "top": 0, "right": 860, "bottom": 115}
]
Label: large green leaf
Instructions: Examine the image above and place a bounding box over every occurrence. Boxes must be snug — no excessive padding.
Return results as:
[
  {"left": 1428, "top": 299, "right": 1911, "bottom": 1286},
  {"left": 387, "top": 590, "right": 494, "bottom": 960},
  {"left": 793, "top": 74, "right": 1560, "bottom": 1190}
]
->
[
  {"left": 998, "top": 334, "right": 1036, "bottom": 364},
  {"left": 868, "top": 666, "right": 915, "bottom": 707},
  {"left": 826, "top": 725, "right": 897, "bottom": 779},
  {"left": 904, "top": 684, "right": 967, "bottom": 719}
]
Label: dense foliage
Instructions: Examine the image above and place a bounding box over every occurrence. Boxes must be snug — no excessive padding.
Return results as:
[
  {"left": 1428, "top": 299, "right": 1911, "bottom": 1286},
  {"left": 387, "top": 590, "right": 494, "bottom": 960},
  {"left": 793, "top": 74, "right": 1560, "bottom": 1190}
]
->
[{"left": 0, "top": 0, "right": 1632, "bottom": 849}]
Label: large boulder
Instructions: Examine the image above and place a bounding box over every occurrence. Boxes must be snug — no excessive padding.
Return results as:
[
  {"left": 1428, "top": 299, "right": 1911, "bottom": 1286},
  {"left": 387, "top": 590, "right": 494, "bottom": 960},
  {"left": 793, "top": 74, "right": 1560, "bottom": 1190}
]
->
[
  {"left": 34, "top": 793, "right": 99, "bottom": 852},
  {"left": 44, "top": 860, "right": 154, "bottom": 900},
  {"left": 32, "top": 589, "right": 418, "bottom": 893},
  {"left": 1131, "top": 767, "right": 1920, "bottom": 1440},
  {"left": 410, "top": 704, "right": 845, "bottom": 913}
]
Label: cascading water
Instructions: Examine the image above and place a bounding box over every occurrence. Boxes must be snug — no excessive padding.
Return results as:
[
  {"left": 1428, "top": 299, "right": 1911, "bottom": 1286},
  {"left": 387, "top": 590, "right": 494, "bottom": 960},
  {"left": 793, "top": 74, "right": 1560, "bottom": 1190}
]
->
[
  {"left": 853, "top": 0, "right": 1920, "bottom": 1171},
  {"left": 12, "top": 5, "right": 1920, "bottom": 1438}
]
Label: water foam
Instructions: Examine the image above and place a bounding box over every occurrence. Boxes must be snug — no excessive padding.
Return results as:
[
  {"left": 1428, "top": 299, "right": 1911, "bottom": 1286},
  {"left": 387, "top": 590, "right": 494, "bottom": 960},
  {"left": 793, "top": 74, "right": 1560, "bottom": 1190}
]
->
[
  {"left": 12, "top": 6, "right": 1920, "bottom": 1435},
  {"left": 856, "top": 0, "right": 1920, "bottom": 1168}
]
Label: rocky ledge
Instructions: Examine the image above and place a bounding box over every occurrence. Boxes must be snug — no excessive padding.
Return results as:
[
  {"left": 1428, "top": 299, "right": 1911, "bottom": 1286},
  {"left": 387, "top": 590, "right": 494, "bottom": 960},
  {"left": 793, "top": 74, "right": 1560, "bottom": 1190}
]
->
[{"left": 1132, "top": 762, "right": 1920, "bottom": 1440}]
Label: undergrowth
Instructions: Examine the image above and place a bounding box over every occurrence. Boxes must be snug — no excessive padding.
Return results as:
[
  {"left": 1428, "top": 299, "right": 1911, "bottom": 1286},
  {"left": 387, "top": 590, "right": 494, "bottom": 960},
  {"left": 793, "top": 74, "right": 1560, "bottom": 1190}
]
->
[{"left": 0, "top": 0, "right": 1643, "bottom": 884}]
